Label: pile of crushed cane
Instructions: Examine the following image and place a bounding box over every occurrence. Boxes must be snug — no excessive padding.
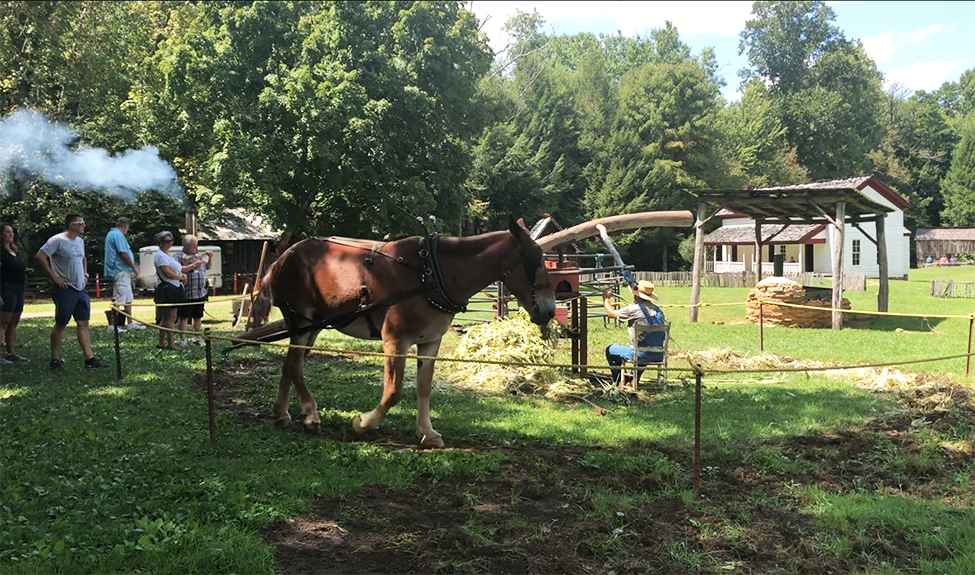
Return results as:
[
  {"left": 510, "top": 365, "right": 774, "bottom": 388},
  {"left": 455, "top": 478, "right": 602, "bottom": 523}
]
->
[
  {"left": 437, "top": 310, "right": 593, "bottom": 398},
  {"left": 673, "top": 348, "right": 960, "bottom": 417},
  {"left": 435, "top": 312, "right": 959, "bottom": 414}
]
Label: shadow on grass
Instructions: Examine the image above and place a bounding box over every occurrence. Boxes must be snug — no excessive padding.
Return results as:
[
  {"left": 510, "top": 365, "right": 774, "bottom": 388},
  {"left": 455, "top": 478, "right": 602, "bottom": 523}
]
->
[{"left": 849, "top": 314, "right": 949, "bottom": 332}]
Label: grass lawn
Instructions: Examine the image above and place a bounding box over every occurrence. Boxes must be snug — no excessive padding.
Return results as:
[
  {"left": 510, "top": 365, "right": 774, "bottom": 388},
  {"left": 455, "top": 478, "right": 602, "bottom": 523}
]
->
[{"left": 2, "top": 266, "right": 972, "bottom": 574}]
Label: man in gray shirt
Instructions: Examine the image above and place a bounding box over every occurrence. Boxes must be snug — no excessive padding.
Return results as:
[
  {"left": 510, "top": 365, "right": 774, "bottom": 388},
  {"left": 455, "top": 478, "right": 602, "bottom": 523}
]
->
[{"left": 35, "top": 214, "right": 104, "bottom": 370}]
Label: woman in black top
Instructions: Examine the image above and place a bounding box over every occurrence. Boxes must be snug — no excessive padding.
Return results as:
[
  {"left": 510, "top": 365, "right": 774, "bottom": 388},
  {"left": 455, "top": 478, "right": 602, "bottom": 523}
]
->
[{"left": 1, "top": 222, "right": 32, "bottom": 363}]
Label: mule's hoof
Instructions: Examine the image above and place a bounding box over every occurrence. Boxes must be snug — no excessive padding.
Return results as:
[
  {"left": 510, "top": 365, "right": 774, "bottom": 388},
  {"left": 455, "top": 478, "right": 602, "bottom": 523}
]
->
[
  {"left": 274, "top": 416, "right": 292, "bottom": 428},
  {"left": 351, "top": 416, "right": 366, "bottom": 435},
  {"left": 419, "top": 433, "right": 444, "bottom": 449},
  {"left": 302, "top": 414, "right": 321, "bottom": 434}
]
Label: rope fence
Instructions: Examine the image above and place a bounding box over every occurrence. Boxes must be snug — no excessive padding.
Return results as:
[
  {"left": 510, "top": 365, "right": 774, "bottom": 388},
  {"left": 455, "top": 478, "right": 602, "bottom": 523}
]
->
[{"left": 107, "top": 298, "right": 973, "bottom": 497}]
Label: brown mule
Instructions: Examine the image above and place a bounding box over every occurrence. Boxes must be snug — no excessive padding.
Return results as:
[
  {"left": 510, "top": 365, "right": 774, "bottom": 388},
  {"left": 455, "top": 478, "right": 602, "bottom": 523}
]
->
[{"left": 235, "top": 217, "right": 557, "bottom": 447}]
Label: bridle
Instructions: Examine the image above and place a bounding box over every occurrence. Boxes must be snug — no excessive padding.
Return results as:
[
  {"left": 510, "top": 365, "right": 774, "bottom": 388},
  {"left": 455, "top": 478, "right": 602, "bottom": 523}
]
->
[{"left": 500, "top": 241, "right": 552, "bottom": 308}]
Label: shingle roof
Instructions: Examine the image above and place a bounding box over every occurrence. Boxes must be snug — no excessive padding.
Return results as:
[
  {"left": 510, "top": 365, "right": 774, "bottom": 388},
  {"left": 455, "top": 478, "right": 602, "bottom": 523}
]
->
[
  {"left": 704, "top": 224, "right": 824, "bottom": 245},
  {"left": 915, "top": 228, "right": 975, "bottom": 241},
  {"left": 751, "top": 176, "right": 873, "bottom": 192},
  {"left": 197, "top": 208, "right": 280, "bottom": 241}
]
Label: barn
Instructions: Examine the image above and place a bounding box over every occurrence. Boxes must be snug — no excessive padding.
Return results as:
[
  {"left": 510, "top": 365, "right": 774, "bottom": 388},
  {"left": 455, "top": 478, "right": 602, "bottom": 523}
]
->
[{"left": 915, "top": 228, "right": 975, "bottom": 262}]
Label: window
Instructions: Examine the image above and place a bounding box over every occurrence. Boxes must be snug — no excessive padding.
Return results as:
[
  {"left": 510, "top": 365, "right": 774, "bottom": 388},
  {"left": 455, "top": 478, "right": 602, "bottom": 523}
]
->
[
  {"left": 852, "top": 239, "right": 861, "bottom": 266},
  {"left": 779, "top": 245, "right": 787, "bottom": 255}
]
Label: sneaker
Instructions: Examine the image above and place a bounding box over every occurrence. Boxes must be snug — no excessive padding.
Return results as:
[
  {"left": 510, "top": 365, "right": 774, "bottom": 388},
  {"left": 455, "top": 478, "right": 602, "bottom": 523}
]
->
[
  {"left": 84, "top": 357, "right": 105, "bottom": 369},
  {"left": 4, "top": 352, "right": 29, "bottom": 362},
  {"left": 107, "top": 325, "right": 127, "bottom": 333},
  {"left": 126, "top": 323, "right": 146, "bottom": 331},
  {"left": 49, "top": 359, "right": 66, "bottom": 371},
  {"left": 193, "top": 337, "right": 205, "bottom": 347},
  {"left": 0, "top": 357, "right": 12, "bottom": 366},
  {"left": 179, "top": 339, "right": 189, "bottom": 349}
]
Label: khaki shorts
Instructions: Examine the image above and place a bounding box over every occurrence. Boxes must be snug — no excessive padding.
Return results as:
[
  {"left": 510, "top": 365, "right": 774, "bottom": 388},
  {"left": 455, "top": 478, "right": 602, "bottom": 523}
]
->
[{"left": 113, "top": 272, "right": 134, "bottom": 304}]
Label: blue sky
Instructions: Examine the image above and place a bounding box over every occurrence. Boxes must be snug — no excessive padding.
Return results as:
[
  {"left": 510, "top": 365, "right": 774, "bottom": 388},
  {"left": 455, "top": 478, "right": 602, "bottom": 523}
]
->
[{"left": 468, "top": 1, "right": 975, "bottom": 101}]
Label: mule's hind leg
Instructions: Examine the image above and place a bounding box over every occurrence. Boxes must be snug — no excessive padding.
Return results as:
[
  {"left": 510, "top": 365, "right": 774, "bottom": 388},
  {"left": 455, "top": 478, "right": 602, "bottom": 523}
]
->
[
  {"left": 352, "top": 338, "right": 408, "bottom": 435},
  {"left": 415, "top": 339, "right": 444, "bottom": 448}
]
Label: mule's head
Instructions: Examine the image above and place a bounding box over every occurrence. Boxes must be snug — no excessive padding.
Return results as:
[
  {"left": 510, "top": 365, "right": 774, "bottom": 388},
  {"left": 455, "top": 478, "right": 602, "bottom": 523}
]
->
[{"left": 501, "top": 217, "right": 556, "bottom": 325}]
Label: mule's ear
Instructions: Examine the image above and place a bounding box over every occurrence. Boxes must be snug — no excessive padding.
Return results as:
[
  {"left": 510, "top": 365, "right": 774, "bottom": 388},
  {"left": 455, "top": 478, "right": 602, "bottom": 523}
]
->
[{"left": 508, "top": 215, "right": 522, "bottom": 238}]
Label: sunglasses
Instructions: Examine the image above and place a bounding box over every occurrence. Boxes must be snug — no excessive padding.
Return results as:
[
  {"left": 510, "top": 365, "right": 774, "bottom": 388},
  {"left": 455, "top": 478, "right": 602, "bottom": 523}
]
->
[{"left": 71, "top": 221, "right": 86, "bottom": 226}]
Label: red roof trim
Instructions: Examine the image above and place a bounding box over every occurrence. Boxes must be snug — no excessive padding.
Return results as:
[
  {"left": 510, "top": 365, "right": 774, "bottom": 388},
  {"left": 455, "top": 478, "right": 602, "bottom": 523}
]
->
[
  {"left": 858, "top": 176, "right": 911, "bottom": 210},
  {"left": 798, "top": 224, "right": 827, "bottom": 243}
]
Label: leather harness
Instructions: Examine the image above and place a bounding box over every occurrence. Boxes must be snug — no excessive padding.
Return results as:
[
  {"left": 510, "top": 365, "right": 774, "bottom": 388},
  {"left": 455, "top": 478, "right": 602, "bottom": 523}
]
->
[{"left": 230, "top": 234, "right": 549, "bottom": 348}]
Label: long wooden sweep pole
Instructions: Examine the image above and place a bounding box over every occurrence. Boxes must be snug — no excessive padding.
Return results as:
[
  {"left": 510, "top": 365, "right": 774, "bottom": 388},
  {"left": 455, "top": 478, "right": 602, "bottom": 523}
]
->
[{"left": 245, "top": 240, "right": 269, "bottom": 331}]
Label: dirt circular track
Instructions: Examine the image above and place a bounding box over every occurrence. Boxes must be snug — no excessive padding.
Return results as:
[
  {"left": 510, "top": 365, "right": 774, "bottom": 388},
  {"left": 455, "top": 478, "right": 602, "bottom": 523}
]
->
[{"left": 202, "top": 357, "right": 974, "bottom": 574}]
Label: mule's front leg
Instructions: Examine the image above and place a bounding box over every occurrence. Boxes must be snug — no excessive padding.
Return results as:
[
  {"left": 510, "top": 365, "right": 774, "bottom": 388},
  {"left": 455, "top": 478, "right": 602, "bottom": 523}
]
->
[
  {"left": 352, "top": 340, "right": 407, "bottom": 434},
  {"left": 276, "top": 343, "right": 321, "bottom": 433},
  {"left": 415, "top": 339, "right": 444, "bottom": 448}
]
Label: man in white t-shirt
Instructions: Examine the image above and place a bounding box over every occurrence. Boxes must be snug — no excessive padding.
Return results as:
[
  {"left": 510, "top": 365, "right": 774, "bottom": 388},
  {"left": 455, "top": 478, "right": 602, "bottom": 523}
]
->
[{"left": 35, "top": 214, "right": 104, "bottom": 370}]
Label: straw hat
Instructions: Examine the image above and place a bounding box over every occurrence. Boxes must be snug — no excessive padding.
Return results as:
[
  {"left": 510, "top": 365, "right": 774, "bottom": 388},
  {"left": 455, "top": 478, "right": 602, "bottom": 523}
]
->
[{"left": 631, "top": 279, "right": 658, "bottom": 301}]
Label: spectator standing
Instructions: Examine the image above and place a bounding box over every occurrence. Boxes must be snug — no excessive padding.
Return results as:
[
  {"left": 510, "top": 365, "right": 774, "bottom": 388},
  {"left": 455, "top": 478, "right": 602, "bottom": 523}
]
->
[
  {"left": 1, "top": 222, "right": 33, "bottom": 364},
  {"left": 152, "top": 231, "right": 186, "bottom": 351},
  {"left": 174, "top": 234, "right": 211, "bottom": 347},
  {"left": 35, "top": 214, "right": 104, "bottom": 370},
  {"left": 104, "top": 217, "right": 145, "bottom": 332}
]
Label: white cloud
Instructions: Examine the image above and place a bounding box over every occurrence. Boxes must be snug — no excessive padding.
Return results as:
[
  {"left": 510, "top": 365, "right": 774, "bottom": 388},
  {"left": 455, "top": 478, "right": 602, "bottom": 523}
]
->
[
  {"left": 885, "top": 60, "right": 966, "bottom": 92},
  {"left": 468, "top": 1, "right": 752, "bottom": 55},
  {"left": 861, "top": 32, "right": 896, "bottom": 63},
  {"left": 860, "top": 25, "right": 946, "bottom": 65},
  {"left": 902, "top": 24, "right": 942, "bottom": 43}
]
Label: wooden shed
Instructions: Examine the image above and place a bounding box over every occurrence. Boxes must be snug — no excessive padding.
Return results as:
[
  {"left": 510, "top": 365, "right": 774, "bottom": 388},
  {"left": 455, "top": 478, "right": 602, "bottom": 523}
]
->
[
  {"left": 915, "top": 228, "right": 975, "bottom": 261},
  {"left": 196, "top": 208, "right": 281, "bottom": 277}
]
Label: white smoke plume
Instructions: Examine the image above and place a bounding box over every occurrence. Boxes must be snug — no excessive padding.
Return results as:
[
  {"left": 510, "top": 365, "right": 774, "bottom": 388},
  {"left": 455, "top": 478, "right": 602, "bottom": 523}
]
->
[{"left": 0, "top": 108, "right": 182, "bottom": 200}]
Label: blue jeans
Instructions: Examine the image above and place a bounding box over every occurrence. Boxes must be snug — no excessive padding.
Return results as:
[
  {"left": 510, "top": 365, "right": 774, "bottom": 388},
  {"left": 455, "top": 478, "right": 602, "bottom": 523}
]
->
[{"left": 606, "top": 344, "right": 664, "bottom": 385}]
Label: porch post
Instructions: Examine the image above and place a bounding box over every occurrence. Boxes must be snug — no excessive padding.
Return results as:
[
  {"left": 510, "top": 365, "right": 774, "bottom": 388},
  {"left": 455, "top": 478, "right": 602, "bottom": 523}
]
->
[
  {"left": 754, "top": 218, "right": 764, "bottom": 287},
  {"left": 876, "top": 213, "right": 889, "bottom": 312},
  {"left": 831, "top": 202, "right": 846, "bottom": 330},
  {"left": 690, "top": 201, "right": 708, "bottom": 323}
]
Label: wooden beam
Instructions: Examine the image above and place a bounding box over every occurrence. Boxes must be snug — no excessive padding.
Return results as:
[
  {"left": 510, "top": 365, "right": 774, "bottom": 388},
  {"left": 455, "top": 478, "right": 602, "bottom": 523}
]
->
[
  {"left": 761, "top": 223, "right": 793, "bottom": 243},
  {"left": 831, "top": 202, "right": 845, "bottom": 330},
  {"left": 851, "top": 222, "right": 878, "bottom": 246},
  {"left": 807, "top": 198, "right": 841, "bottom": 228},
  {"left": 689, "top": 202, "right": 708, "bottom": 323},
  {"left": 877, "top": 213, "right": 889, "bottom": 312},
  {"left": 535, "top": 210, "right": 693, "bottom": 252}
]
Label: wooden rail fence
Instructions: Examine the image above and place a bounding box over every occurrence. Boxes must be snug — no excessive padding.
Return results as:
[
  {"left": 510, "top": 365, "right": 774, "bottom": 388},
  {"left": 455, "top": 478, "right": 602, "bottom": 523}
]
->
[
  {"left": 930, "top": 279, "right": 975, "bottom": 299},
  {"left": 632, "top": 271, "right": 867, "bottom": 291}
]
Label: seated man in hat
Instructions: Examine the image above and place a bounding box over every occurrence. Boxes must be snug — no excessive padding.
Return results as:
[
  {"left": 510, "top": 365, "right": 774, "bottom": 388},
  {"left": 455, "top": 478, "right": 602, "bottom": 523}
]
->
[{"left": 601, "top": 280, "right": 666, "bottom": 386}]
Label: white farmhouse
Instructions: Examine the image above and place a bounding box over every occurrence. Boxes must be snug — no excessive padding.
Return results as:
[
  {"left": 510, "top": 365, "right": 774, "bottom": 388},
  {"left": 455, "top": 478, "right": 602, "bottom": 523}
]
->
[{"left": 702, "top": 176, "right": 911, "bottom": 280}]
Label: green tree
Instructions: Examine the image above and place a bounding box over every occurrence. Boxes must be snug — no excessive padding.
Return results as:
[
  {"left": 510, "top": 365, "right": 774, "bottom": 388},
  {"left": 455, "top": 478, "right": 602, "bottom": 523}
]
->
[
  {"left": 135, "top": 1, "right": 493, "bottom": 239},
  {"left": 941, "top": 115, "right": 975, "bottom": 226},
  {"left": 716, "top": 81, "right": 806, "bottom": 187},
  {"left": 739, "top": 1, "right": 885, "bottom": 179}
]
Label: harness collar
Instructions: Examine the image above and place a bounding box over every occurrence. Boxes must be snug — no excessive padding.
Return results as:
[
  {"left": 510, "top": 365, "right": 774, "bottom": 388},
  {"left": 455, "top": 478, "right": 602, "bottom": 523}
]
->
[{"left": 418, "top": 235, "right": 468, "bottom": 314}]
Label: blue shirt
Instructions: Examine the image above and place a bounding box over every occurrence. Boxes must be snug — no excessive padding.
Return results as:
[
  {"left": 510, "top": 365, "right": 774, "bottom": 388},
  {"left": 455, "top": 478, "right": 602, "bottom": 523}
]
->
[{"left": 104, "top": 228, "right": 133, "bottom": 277}]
